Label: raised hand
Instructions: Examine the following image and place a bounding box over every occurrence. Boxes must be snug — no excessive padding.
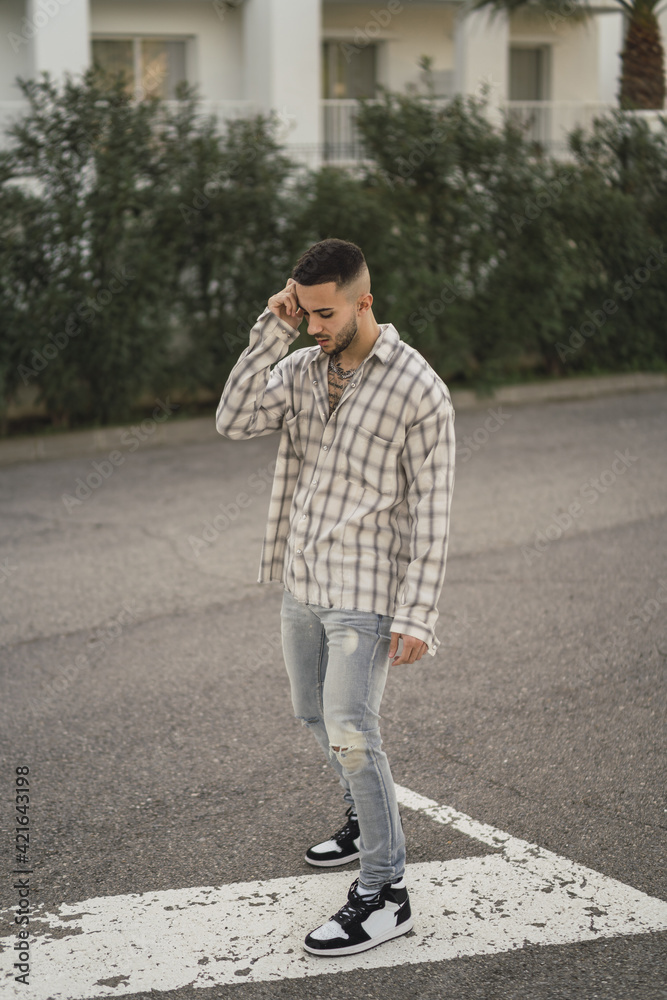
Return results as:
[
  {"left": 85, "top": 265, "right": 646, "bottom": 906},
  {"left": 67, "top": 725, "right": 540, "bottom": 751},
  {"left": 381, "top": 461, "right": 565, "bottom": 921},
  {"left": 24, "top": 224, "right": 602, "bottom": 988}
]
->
[{"left": 268, "top": 278, "right": 304, "bottom": 330}]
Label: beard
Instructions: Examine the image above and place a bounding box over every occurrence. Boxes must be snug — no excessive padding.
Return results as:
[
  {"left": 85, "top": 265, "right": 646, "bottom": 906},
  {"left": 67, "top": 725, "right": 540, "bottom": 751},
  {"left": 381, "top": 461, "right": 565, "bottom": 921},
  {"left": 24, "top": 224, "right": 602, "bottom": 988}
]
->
[{"left": 323, "top": 314, "right": 358, "bottom": 358}]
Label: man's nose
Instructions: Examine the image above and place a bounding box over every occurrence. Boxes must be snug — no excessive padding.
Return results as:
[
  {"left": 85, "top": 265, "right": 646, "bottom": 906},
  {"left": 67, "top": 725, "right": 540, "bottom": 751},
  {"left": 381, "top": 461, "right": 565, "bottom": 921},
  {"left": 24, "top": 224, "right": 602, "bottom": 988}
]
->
[{"left": 308, "top": 318, "right": 323, "bottom": 336}]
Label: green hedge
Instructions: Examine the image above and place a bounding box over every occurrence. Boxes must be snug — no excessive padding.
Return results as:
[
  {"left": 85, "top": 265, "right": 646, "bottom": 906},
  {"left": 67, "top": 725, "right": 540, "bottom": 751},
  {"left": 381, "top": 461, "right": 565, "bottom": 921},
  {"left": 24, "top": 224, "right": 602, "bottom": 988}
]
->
[{"left": 1, "top": 71, "right": 666, "bottom": 432}]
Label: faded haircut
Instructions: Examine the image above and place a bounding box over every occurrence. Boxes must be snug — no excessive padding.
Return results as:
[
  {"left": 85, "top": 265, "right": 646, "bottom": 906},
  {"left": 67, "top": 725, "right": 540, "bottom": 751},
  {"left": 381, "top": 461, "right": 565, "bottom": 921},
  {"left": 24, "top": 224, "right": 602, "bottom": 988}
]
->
[{"left": 291, "top": 238, "right": 367, "bottom": 299}]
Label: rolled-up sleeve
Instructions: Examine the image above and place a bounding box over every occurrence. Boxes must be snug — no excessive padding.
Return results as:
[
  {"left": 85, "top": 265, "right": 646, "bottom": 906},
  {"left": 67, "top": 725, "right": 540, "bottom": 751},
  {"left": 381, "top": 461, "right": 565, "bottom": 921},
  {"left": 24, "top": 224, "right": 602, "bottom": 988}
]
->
[
  {"left": 390, "top": 388, "right": 456, "bottom": 655},
  {"left": 216, "top": 306, "right": 300, "bottom": 440}
]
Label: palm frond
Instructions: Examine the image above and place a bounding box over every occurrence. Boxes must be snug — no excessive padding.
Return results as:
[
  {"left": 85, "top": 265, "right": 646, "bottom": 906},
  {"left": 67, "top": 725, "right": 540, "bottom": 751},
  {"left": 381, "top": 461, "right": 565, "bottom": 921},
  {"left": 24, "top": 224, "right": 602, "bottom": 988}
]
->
[{"left": 465, "top": 0, "right": 592, "bottom": 21}]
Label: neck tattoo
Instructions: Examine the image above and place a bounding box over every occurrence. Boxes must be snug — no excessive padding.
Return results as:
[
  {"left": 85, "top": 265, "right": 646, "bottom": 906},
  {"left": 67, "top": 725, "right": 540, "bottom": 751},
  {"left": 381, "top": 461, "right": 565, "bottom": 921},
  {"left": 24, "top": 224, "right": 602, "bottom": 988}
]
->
[{"left": 328, "top": 354, "right": 358, "bottom": 380}]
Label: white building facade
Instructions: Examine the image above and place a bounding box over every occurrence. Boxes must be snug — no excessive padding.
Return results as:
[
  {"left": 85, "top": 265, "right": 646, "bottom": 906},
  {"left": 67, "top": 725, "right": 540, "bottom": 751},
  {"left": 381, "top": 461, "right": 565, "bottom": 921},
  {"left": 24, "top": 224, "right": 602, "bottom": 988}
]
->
[{"left": 0, "top": 0, "right": 664, "bottom": 163}]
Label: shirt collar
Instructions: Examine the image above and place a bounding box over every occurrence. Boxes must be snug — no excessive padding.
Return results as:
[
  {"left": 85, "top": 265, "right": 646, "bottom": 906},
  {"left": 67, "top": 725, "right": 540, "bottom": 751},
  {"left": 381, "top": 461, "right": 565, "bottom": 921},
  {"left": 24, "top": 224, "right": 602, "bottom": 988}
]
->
[
  {"left": 306, "top": 322, "right": 401, "bottom": 369},
  {"left": 370, "top": 323, "right": 401, "bottom": 364}
]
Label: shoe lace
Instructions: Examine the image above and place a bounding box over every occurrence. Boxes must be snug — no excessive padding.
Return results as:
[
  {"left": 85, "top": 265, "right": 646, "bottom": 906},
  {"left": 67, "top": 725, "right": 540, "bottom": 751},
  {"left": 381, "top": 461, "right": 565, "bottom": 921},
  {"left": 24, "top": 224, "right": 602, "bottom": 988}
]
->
[
  {"left": 331, "top": 808, "right": 358, "bottom": 846},
  {"left": 331, "top": 884, "right": 380, "bottom": 929}
]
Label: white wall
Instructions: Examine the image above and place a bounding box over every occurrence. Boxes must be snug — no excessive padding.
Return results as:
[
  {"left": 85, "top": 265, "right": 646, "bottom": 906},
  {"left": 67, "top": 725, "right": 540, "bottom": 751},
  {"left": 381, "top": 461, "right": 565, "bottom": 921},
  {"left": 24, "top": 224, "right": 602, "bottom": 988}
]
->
[
  {"left": 5, "top": 0, "right": 659, "bottom": 160},
  {"left": 322, "top": 1, "right": 455, "bottom": 95},
  {"left": 91, "top": 0, "right": 244, "bottom": 101},
  {"left": 455, "top": 7, "right": 508, "bottom": 114},
  {"left": 28, "top": 0, "right": 89, "bottom": 81},
  {"left": 597, "top": 10, "right": 624, "bottom": 104},
  {"left": 509, "top": 7, "right": 599, "bottom": 102},
  {"left": 323, "top": 2, "right": 603, "bottom": 105},
  {"left": 243, "top": 0, "right": 320, "bottom": 147}
]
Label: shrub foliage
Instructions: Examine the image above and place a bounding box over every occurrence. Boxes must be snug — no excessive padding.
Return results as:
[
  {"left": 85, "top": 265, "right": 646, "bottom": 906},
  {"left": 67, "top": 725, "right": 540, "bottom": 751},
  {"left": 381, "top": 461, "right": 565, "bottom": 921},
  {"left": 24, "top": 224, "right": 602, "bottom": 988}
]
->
[{"left": 0, "top": 71, "right": 665, "bottom": 432}]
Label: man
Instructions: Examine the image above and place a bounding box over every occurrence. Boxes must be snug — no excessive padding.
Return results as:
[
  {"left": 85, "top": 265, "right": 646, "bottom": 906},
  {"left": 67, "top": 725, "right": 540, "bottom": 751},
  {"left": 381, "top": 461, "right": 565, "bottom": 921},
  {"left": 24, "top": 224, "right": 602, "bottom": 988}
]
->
[{"left": 216, "top": 238, "right": 455, "bottom": 955}]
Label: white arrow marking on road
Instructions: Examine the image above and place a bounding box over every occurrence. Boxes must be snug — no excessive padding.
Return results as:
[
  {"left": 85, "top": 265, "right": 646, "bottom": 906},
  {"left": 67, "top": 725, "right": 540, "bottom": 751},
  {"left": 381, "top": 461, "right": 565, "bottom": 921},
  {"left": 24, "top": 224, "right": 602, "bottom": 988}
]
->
[{"left": 2, "top": 785, "right": 666, "bottom": 1000}]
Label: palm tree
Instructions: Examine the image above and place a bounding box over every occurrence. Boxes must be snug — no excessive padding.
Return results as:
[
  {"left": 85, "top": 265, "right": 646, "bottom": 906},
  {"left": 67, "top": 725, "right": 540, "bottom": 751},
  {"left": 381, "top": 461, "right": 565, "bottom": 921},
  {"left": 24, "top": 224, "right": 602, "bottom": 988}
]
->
[
  {"left": 467, "top": 0, "right": 666, "bottom": 110},
  {"left": 617, "top": 0, "right": 666, "bottom": 107}
]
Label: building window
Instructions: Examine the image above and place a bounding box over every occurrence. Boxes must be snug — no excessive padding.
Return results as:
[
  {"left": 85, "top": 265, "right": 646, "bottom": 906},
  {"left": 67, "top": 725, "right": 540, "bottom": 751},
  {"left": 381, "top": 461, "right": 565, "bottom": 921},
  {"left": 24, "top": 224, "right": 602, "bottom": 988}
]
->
[
  {"left": 92, "top": 38, "right": 187, "bottom": 100},
  {"left": 509, "top": 46, "right": 550, "bottom": 101},
  {"left": 322, "top": 41, "right": 377, "bottom": 99}
]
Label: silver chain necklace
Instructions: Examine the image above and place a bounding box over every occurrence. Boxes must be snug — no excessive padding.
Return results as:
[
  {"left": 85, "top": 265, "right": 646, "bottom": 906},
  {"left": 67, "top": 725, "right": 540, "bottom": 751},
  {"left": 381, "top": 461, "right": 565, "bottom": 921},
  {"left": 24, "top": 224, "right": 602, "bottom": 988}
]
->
[{"left": 328, "top": 354, "right": 358, "bottom": 380}]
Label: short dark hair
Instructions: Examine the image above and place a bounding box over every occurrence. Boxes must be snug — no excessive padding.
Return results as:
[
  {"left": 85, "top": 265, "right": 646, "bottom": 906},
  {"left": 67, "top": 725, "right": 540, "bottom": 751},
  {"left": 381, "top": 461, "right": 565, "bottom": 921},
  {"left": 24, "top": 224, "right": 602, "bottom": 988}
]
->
[{"left": 291, "top": 238, "right": 367, "bottom": 293}]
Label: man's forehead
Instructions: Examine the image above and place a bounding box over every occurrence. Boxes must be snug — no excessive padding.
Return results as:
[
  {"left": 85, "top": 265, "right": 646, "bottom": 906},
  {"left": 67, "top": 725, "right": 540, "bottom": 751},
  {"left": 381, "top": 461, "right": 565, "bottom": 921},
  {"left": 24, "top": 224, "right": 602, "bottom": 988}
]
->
[{"left": 294, "top": 281, "right": 342, "bottom": 310}]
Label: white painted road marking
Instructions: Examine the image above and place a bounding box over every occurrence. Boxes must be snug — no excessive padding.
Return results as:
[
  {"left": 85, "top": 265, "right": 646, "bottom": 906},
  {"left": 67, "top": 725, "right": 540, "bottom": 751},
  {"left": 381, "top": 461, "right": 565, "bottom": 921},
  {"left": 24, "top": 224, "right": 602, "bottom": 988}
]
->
[{"left": 2, "top": 787, "right": 666, "bottom": 999}]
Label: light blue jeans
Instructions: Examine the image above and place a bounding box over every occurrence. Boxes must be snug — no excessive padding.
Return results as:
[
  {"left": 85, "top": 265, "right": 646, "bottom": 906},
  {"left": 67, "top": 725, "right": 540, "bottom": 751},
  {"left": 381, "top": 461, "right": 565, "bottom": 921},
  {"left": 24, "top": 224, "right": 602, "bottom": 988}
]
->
[{"left": 280, "top": 588, "right": 406, "bottom": 890}]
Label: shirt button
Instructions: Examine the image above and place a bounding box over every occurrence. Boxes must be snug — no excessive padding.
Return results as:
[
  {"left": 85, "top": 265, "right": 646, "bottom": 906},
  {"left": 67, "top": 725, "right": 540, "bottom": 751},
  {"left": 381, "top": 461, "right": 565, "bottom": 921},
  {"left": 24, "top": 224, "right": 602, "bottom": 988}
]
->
[
  {"left": 301, "top": 514, "right": 307, "bottom": 520},
  {"left": 350, "top": 382, "right": 356, "bottom": 387},
  {"left": 296, "top": 549, "right": 302, "bottom": 555},
  {"left": 312, "top": 379, "right": 318, "bottom": 385},
  {"left": 322, "top": 445, "right": 328, "bottom": 451},
  {"left": 312, "top": 479, "right": 318, "bottom": 486}
]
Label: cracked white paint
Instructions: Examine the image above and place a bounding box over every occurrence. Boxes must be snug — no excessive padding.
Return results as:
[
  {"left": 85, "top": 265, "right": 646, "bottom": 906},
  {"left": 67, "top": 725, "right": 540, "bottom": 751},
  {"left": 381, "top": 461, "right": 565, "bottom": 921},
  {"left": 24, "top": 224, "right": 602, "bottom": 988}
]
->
[{"left": 2, "top": 787, "right": 666, "bottom": 999}]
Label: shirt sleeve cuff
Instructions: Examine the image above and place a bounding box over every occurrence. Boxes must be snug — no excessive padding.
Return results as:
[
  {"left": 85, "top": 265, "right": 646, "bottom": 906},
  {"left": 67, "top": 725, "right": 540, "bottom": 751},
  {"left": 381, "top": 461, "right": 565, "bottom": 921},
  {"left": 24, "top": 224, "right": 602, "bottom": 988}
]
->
[
  {"left": 257, "top": 305, "right": 301, "bottom": 342},
  {"left": 390, "top": 615, "right": 440, "bottom": 657}
]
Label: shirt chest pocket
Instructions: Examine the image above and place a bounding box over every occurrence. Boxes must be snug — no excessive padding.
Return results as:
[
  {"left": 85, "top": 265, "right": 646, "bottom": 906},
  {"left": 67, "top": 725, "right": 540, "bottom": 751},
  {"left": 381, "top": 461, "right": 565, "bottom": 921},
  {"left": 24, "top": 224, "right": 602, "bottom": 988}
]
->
[
  {"left": 285, "top": 411, "right": 307, "bottom": 462},
  {"left": 337, "top": 423, "right": 404, "bottom": 496}
]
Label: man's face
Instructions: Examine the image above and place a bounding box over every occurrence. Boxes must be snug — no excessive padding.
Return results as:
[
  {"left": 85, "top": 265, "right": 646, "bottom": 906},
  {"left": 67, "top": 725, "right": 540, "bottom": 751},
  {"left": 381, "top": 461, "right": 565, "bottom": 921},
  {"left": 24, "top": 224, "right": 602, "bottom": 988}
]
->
[{"left": 294, "top": 281, "right": 358, "bottom": 357}]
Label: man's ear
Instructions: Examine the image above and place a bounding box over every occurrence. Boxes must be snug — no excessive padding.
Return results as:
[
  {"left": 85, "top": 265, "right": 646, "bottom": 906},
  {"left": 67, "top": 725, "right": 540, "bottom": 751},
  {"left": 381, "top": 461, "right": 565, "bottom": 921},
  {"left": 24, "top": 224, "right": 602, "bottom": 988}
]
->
[{"left": 357, "top": 292, "right": 373, "bottom": 314}]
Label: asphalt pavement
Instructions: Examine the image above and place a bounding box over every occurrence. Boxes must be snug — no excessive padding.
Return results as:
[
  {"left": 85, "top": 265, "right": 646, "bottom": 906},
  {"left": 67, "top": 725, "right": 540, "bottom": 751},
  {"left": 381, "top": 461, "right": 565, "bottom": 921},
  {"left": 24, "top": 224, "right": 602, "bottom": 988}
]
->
[{"left": 0, "top": 388, "right": 666, "bottom": 999}]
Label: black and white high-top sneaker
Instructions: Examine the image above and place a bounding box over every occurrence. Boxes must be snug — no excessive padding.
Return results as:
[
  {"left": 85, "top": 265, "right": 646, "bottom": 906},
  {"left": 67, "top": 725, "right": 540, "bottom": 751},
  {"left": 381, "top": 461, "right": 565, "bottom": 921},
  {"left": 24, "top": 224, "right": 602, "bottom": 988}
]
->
[
  {"left": 305, "top": 807, "right": 360, "bottom": 867},
  {"left": 304, "top": 877, "right": 412, "bottom": 956}
]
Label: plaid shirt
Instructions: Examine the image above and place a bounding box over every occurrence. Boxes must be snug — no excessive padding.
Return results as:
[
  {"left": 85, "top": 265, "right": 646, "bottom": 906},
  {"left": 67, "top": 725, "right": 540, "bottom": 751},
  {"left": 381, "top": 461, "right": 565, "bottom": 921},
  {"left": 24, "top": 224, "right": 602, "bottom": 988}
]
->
[{"left": 216, "top": 306, "right": 455, "bottom": 655}]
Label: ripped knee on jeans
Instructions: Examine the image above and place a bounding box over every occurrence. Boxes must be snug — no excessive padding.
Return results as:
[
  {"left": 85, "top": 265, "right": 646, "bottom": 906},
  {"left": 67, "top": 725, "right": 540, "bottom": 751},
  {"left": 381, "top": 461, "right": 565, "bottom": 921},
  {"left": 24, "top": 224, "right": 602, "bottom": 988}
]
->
[
  {"left": 328, "top": 725, "right": 382, "bottom": 765},
  {"left": 329, "top": 736, "right": 364, "bottom": 764}
]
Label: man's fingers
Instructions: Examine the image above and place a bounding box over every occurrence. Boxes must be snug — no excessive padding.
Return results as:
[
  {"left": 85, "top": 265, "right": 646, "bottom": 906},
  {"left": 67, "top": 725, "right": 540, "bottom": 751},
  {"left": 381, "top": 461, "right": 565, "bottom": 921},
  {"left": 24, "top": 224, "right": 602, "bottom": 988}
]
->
[
  {"left": 390, "top": 632, "right": 407, "bottom": 664},
  {"left": 390, "top": 634, "right": 428, "bottom": 665},
  {"left": 268, "top": 280, "right": 303, "bottom": 328},
  {"left": 283, "top": 281, "right": 302, "bottom": 318}
]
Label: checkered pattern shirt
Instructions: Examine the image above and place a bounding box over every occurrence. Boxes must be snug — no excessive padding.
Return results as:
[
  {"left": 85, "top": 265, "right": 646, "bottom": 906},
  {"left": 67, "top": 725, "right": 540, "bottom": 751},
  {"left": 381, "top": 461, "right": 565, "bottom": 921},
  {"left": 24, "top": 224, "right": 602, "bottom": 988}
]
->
[{"left": 216, "top": 306, "right": 455, "bottom": 655}]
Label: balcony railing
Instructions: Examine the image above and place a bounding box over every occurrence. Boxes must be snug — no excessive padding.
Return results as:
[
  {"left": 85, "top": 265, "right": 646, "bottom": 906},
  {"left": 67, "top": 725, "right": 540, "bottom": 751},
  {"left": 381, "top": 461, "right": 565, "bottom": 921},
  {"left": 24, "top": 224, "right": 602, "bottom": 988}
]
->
[
  {"left": 162, "top": 98, "right": 258, "bottom": 128},
  {"left": 320, "top": 97, "right": 616, "bottom": 162},
  {"left": 320, "top": 97, "right": 453, "bottom": 164},
  {"left": 504, "top": 101, "right": 614, "bottom": 155},
  {"left": 1, "top": 96, "right": 624, "bottom": 164}
]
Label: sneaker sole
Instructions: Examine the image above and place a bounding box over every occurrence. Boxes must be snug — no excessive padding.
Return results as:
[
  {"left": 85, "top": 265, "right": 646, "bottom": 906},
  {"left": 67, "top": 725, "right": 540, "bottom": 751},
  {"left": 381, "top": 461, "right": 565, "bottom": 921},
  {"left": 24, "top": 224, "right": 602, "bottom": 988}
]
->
[
  {"left": 303, "top": 916, "right": 413, "bottom": 956},
  {"left": 304, "top": 850, "right": 361, "bottom": 868}
]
